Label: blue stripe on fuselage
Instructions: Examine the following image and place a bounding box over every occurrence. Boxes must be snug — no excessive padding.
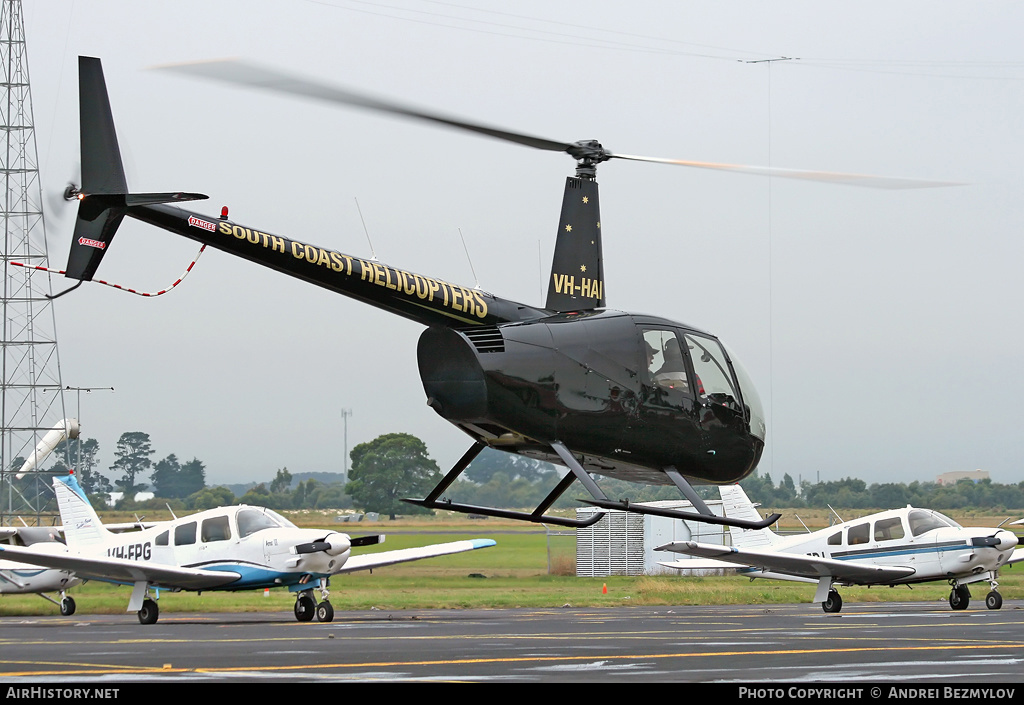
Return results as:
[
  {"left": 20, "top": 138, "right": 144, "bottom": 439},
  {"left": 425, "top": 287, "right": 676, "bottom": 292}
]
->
[{"left": 830, "top": 540, "right": 968, "bottom": 562}]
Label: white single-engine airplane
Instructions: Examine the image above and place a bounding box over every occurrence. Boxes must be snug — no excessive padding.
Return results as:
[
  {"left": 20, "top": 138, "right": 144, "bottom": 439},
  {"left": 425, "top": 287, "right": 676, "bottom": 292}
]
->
[
  {"left": 0, "top": 527, "right": 81, "bottom": 616},
  {"left": 658, "top": 485, "right": 1023, "bottom": 612},
  {"left": 0, "top": 472, "right": 495, "bottom": 624}
]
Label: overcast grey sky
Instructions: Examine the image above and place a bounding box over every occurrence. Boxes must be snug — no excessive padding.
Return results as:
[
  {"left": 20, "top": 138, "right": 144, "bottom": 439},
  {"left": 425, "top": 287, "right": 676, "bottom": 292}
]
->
[{"left": 20, "top": 1, "right": 1024, "bottom": 488}]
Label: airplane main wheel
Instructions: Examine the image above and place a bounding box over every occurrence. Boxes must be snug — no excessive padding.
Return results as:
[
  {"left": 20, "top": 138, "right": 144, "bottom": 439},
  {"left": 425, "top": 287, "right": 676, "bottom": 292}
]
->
[
  {"left": 822, "top": 590, "right": 843, "bottom": 613},
  {"left": 986, "top": 591, "right": 1003, "bottom": 610},
  {"left": 949, "top": 585, "right": 970, "bottom": 611},
  {"left": 294, "top": 593, "right": 316, "bottom": 622},
  {"left": 316, "top": 601, "right": 335, "bottom": 623},
  {"left": 60, "top": 596, "right": 76, "bottom": 617},
  {"left": 138, "top": 598, "right": 159, "bottom": 625}
]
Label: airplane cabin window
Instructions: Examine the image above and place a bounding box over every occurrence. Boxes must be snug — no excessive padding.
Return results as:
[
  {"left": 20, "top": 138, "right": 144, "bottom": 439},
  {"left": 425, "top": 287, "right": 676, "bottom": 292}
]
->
[
  {"left": 201, "top": 516, "right": 232, "bottom": 542},
  {"left": 155, "top": 530, "right": 169, "bottom": 546},
  {"left": 873, "top": 517, "right": 905, "bottom": 541},
  {"left": 827, "top": 531, "right": 842, "bottom": 546},
  {"left": 174, "top": 521, "right": 197, "bottom": 546},
  {"left": 847, "top": 522, "right": 870, "bottom": 545}
]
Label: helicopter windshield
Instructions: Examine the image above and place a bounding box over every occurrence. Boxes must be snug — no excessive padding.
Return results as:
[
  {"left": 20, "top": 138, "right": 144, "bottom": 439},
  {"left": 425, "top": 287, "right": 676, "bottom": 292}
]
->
[{"left": 726, "top": 348, "right": 766, "bottom": 441}]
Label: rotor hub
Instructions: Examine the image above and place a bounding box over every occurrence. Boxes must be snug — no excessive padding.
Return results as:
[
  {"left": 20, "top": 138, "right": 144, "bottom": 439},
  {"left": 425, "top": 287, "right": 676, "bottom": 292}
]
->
[{"left": 567, "top": 140, "right": 611, "bottom": 179}]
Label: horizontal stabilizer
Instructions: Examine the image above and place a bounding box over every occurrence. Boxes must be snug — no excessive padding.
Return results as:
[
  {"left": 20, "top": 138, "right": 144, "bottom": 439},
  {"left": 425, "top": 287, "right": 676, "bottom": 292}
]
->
[{"left": 125, "top": 192, "right": 208, "bottom": 207}]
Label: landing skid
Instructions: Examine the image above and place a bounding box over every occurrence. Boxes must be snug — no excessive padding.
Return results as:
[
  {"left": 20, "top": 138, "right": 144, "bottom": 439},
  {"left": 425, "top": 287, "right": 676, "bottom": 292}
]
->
[
  {"left": 404, "top": 443, "right": 603, "bottom": 528},
  {"left": 404, "top": 440, "right": 781, "bottom": 530},
  {"left": 580, "top": 498, "right": 779, "bottom": 530}
]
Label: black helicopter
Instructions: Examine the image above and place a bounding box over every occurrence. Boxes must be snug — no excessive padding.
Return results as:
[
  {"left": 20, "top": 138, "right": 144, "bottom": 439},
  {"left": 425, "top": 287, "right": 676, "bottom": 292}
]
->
[{"left": 60, "top": 57, "right": 946, "bottom": 529}]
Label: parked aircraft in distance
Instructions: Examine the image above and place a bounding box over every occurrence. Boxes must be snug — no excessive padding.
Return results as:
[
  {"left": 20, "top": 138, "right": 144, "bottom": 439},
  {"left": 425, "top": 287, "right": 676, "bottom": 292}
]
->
[
  {"left": 2, "top": 417, "right": 91, "bottom": 615},
  {"left": 1, "top": 519, "right": 163, "bottom": 616},
  {"left": 0, "top": 472, "right": 495, "bottom": 624},
  {"left": 0, "top": 527, "right": 80, "bottom": 615},
  {"left": 658, "top": 485, "right": 1022, "bottom": 612}
]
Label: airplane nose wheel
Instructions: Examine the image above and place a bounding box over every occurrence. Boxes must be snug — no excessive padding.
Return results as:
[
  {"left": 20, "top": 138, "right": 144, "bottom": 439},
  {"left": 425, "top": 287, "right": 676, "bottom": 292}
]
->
[
  {"left": 986, "top": 591, "right": 1003, "bottom": 610},
  {"left": 59, "top": 595, "right": 76, "bottom": 616},
  {"left": 294, "top": 591, "right": 317, "bottom": 622},
  {"left": 314, "top": 576, "right": 334, "bottom": 622},
  {"left": 948, "top": 584, "right": 970, "bottom": 610},
  {"left": 316, "top": 601, "right": 334, "bottom": 622}
]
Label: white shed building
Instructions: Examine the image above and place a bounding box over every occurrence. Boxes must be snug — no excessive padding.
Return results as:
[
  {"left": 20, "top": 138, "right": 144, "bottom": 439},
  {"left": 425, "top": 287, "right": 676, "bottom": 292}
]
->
[{"left": 575, "top": 500, "right": 729, "bottom": 576}]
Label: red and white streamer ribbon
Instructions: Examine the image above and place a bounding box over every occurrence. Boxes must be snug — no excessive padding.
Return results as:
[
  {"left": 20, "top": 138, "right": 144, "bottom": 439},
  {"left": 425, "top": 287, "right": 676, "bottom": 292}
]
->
[{"left": 9, "top": 245, "right": 207, "bottom": 297}]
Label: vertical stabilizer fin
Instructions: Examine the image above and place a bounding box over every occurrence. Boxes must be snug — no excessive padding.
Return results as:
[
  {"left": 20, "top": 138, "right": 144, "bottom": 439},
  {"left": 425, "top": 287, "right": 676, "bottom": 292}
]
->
[
  {"left": 52, "top": 472, "right": 113, "bottom": 549},
  {"left": 721, "top": 484, "right": 783, "bottom": 549},
  {"left": 64, "top": 57, "right": 207, "bottom": 282},
  {"left": 78, "top": 56, "right": 127, "bottom": 196},
  {"left": 545, "top": 177, "right": 604, "bottom": 311}
]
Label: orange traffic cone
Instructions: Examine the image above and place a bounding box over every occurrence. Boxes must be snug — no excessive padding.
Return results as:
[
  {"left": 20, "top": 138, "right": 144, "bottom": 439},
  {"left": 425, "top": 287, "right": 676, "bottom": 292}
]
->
[{"left": 602, "top": 583, "right": 607, "bottom": 594}]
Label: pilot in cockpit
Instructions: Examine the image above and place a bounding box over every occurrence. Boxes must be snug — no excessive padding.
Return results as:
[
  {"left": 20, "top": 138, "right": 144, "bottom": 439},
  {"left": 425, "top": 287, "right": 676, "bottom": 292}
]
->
[{"left": 654, "top": 338, "right": 690, "bottom": 393}]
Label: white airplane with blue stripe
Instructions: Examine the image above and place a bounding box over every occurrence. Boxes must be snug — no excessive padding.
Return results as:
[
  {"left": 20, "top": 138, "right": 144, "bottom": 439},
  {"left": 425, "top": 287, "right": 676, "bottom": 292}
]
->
[
  {"left": 0, "top": 533, "right": 81, "bottom": 615},
  {"left": 658, "top": 484, "right": 1023, "bottom": 612},
  {"left": 0, "top": 472, "right": 495, "bottom": 624}
]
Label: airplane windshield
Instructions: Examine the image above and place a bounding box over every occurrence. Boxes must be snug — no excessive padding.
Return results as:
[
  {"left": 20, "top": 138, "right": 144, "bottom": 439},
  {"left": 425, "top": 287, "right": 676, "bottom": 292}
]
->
[
  {"left": 237, "top": 507, "right": 297, "bottom": 538},
  {"left": 908, "top": 509, "right": 961, "bottom": 536}
]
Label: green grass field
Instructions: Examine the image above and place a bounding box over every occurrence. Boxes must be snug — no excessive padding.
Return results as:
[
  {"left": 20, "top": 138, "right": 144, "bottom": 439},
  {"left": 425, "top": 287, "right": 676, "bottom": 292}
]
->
[{"left": 2, "top": 510, "right": 1021, "bottom": 617}]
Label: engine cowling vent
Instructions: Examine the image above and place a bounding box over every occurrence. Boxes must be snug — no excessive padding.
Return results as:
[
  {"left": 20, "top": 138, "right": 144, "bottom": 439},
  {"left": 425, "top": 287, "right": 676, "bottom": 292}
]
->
[{"left": 462, "top": 326, "right": 505, "bottom": 353}]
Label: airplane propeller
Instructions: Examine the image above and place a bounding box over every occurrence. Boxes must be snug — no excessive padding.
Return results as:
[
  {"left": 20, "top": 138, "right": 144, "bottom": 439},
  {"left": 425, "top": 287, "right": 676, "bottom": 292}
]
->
[
  {"left": 154, "top": 59, "right": 960, "bottom": 189},
  {"left": 293, "top": 532, "right": 350, "bottom": 556}
]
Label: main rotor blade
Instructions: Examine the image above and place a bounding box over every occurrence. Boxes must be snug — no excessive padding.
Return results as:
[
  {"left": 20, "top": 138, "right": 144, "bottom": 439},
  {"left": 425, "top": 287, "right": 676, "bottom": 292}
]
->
[
  {"left": 153, "top": 59, "right": 573, "bottom": 154},
  {"left": 609, "top": 153, "right": 962, "bottom": 189}
]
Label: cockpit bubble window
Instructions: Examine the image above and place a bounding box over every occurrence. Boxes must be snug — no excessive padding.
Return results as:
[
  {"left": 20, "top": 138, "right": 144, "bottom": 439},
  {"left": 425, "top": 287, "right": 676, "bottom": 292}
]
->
[
  {"left": 201, "top": 515, "right": 232, "bottom": 542},
  {"left": 685, "top": 333, "right": 740, "bottom": 407},
  {"left": 909, "top": 509, "right": 959, "bottom": 537},
  {"left": 237, "top": 507, "right": 296, "bottom": 538},
  {"left": 174, "top": 521, "right": 197, "bottom": 546},
  {"left": 848, "top": 522, "right": 870, "bottom": 545},
  {"left": 642, "top": 329, "right": 692, "bottom": 395},
  {"left": 725, "top": 348, "right": 765, "bottom": 439},
  {"left": 874, "top": 517, "right": 905, "bottom": 541}
]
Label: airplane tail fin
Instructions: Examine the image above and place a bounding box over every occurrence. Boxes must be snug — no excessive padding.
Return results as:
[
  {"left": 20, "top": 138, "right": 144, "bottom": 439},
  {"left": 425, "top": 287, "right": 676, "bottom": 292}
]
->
[
  {"left": 64, "top": 56, "right": 206, "bottom": 282},
  {"left": 721, "top": 484, "right": 782, "bottom": 549},
  {"left": 52, "top": 472, "right": 113, "bottom": 549}
]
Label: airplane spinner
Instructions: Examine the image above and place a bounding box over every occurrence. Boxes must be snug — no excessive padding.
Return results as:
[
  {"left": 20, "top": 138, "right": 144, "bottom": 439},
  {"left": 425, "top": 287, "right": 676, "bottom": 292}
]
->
[{"left": 55, "top": 57, "right": 953, "bottom": 529}]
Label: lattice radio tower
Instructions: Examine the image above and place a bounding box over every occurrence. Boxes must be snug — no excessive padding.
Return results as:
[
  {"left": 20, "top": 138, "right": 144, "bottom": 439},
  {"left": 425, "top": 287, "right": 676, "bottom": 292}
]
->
[{"left": 0, "top": 0, "right": 72, "bottom": 526}]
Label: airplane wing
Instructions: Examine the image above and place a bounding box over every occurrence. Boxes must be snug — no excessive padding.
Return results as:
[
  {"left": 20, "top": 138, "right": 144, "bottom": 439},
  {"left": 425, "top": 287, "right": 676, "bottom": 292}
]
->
[
  {"left": 1005, "top": 547, "right": 1024, "bottom": 565},
  {"left": 0, "top": 544, "right": 240, "bottom": 590},
  {"left": 335, "top": 538, "right": 496, "bottom": 574},
  {"left": 657, "top": 540, "right": 917, "bottom": 584},
  {"left": 659, "top": 557, "right": 748, "bottom": 571}
]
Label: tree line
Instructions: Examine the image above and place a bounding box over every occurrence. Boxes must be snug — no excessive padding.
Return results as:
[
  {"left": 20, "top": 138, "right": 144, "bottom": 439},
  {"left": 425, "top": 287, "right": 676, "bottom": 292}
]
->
[
  {"left": 48, "top": 432, "right": 207, "bottom": 502},
  {"left": 37, "top": 430, "right": 1024, "bottom": 515}
]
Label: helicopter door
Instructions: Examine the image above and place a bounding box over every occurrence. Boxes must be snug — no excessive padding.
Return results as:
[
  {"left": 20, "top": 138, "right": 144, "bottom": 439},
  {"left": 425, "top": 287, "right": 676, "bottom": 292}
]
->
[
  {"left": 633, "top": 328, "right": 702, "bottom": 464},
  {"left": 683, "top": 332, "right": 750, "bottom": 463}
]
